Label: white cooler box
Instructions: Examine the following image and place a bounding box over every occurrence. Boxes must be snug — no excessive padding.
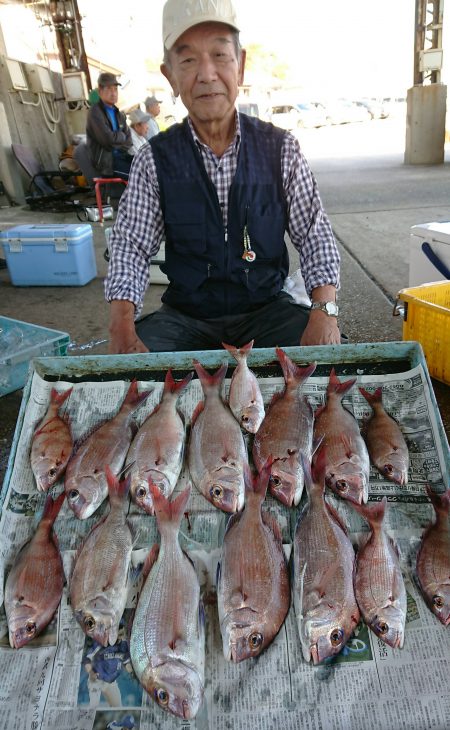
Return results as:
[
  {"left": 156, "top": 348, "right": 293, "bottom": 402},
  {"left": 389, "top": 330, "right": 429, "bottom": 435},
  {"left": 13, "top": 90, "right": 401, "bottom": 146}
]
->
[{"left": 409, "top": 221, "right": 450, "bottom": 286}]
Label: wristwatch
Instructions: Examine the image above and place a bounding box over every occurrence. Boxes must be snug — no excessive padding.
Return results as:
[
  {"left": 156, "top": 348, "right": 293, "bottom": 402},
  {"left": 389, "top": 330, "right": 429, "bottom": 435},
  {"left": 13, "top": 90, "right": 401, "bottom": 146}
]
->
[{"left": 310, "top": 301, "right": 339, "bottom": 317}]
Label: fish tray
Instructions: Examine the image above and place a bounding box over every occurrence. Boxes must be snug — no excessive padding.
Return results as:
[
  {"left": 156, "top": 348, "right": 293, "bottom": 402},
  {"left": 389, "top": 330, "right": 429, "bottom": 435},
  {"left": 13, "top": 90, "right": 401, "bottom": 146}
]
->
[
  {"left": 2, "top": 340, "right": 449, "bottom": 499},
  {"left": 0, "top": 315, "right": 70, "bottom": 397},
  {"left": 395, "top": 280, "right": 450, "bottom": 385}
]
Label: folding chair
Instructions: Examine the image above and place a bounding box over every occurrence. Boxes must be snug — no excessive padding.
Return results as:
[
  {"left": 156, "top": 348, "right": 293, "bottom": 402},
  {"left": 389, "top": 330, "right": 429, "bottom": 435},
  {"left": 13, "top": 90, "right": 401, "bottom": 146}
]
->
[{"left": 12, "top": 143, "right": 88, "bottom": 212}]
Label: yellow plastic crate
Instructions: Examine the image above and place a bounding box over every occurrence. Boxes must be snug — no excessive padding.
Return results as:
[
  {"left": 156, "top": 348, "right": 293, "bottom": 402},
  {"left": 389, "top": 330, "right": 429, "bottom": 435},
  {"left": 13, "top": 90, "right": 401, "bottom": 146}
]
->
[{"left": 396, "top": 281, "right": 450, "bottom": 384}]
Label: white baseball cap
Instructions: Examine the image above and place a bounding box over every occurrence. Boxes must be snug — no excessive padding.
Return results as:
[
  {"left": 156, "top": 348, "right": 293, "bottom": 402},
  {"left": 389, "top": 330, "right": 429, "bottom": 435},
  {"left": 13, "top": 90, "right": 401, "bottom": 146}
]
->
[{"left": 163, "top": 0, "right": 239, "bottom": 50}]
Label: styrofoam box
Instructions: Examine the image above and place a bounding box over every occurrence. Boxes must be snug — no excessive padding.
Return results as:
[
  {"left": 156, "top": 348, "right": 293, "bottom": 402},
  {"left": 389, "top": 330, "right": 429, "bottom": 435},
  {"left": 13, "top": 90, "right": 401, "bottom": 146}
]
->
[
  {"left": 410, "top": 221, "right": 450, "bottom": 286},
  {"left": 0, "top": 223, "right": 97, "bottom": 286}
]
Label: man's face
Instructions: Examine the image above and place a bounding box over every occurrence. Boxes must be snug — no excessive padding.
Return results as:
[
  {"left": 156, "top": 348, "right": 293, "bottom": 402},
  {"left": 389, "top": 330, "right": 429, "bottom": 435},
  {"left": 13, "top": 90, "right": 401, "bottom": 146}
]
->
[
  {"left": 148, "top": 102, "right": 160, "bottom": 118},
  {"left": 135, "top": 121, "right": 149, "bottom": 137},
  {"left": 161, "top": 22, "right": 245, "bottom": 129},
  {"left": 99, "top": 84, "right": 119, "bottom": 106}
]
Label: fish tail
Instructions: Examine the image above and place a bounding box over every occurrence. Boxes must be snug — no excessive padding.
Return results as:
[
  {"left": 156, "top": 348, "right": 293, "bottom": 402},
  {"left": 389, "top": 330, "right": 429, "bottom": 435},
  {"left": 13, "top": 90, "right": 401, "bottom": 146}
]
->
[
  {"left": 149, "top": 482, "right": 191, "bottom": 532},
  {"left": 164, "top": 368, "right": 194, "bottom": 395},
  {"left": 327, "top": 368, "right": 356, "bottom": 397},
  {"left": 222, "top": 339, "right": 254, "bottom": 362},
  {"left": 359, "top": 386, "right": 383, "bottom": 406},
  {"left": 353, "top": 496, "right": 387, "bottom": 527},
  {"left": 309, "top": 446, "right": 327, "bottom": 491},
  {"left": 51, "top": 386, "right": 73, "bottom": 407},
  {"left": 42, "top": 491, "right": 66, "bottom": 524},
  {"left": 245, "top": 459, "right": 271, "bottom": 499},
  {"left": 122, "top": 380, "right": 152, "bottom": 410},
  {"left": 105, "top": 465, "right": 130, "bottom": 505},
  {"left": 426, "top": 485, "right": 450, "bottom": 516},
  {"left": 275, "top": 348, "right": 316, "bottom": 386},
  {"left": 193, "top": 360, "right": 228, "bottom": 393}
]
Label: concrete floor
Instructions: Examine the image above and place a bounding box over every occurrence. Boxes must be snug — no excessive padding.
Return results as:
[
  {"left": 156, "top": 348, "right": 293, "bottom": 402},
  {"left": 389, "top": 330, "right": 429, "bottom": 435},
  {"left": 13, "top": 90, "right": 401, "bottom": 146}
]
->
[{"left": 1, "top": 117, "right": 449, "bottom": 483}]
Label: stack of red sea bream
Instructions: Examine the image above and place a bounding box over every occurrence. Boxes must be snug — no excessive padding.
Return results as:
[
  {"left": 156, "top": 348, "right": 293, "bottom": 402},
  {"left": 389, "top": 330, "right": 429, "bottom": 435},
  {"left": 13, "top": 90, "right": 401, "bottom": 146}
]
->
[{"left": 3, "top": 343, "right": 449, "bottom": 721}]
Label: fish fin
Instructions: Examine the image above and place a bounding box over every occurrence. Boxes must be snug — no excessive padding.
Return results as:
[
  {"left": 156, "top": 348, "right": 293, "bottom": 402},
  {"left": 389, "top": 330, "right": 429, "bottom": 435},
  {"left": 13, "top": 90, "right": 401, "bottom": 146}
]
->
[
  {"left": 352, "top": 496, "right": 387, "bottom": 529},
  {"left": 149, "top": 482, "right": 191, "bottom": 531},
  {"left": 426, "top": 485, "right": 450, "bottom": 517},
  {"left": 42, "top": 491, "right": 66, "bottom": 523},
  {"left": 325, "top": 500, "right": 349, "bottom": 535},
  {"left": 51, "top": 386, "right": 73, "bottom": 408},
  {"left": 105, "top": 465, "right": 130, "bottom": 506},
  {"left": 275, "top": 347, "right": 316, "bottom": 386},
  {"left": 191, "top": 400, "right": 205, "bottom": 426},
  {"left": 303, "top": 447, "right": 326, "bottom": 495},
  {"left": 164, "top": 368, "right": 194, "bottom": 395},
  {"left": 309, "top": 562, "right": 340, "bottom": 602},
  {"left": 122, "top": 379, "right": 152, "bottom": 412},
  {"left": 193, "top": 360, "right": 228, "bottom": 394},
  {"left": 222, "top": 339, "right": 254, "bottom": 362},
  {"left": 245, "top": 459, "right": 271, "bottom": 499},
  {"left": 168, "top": 635, "right": 187, "bottom": 652},
  {"left": 142, "top": 544, "right": 160, "bottom": 581},
  {"left": 327, "top": 368, "right": 356, "bottom": 397},
  {"left": 359, "top": 386, "right": 383, "bottom": 407}
]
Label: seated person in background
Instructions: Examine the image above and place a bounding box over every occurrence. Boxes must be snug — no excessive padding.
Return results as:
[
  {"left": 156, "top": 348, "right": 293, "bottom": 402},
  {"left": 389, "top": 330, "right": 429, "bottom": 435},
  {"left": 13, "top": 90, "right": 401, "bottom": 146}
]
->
[
  {"left": 128, "top": 109, "right": 151, "bottom": 155},
  {"left": 86, "top": 73, "right": 132, "bottom": 180},
  {"left": 143, "top": 95, "right": 162, "bottom": 139}
]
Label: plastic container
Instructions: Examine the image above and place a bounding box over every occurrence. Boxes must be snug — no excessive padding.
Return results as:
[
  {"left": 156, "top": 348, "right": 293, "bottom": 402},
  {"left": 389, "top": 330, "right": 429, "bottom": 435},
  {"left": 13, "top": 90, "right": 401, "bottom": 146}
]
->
[
  {"left": 409, "top": 221, "right": 450, "bottom": 286},
  {"left": 0, "top": 316, "right": 70, "bottom": 396},
  {"left": 0, "top": 223, "right": 97, "bottom": 286},
  {"left": 395, "top": 281, "right": 450, "bottom": 385}
]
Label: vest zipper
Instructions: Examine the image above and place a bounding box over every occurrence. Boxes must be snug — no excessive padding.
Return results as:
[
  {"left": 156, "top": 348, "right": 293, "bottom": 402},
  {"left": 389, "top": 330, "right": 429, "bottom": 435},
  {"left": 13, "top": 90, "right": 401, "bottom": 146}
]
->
[
  {"left": 244, "top": 268, "right": 249, "bottom": 287},
  {"left": 207, "top": 263, "right": 212, "bottom": 278}
]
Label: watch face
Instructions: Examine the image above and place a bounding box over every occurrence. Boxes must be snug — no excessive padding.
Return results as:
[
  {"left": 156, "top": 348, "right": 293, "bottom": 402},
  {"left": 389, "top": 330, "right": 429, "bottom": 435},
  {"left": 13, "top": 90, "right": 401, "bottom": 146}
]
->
[{"left": 325, "top": 302, "right": 338, "bottom": 316}]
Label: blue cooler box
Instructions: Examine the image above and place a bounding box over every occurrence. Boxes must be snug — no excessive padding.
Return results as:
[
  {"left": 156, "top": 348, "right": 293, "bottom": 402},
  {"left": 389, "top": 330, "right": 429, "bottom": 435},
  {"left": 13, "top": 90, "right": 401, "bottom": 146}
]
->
[{"left": 0, "top": 223, "right": 97, "bottom": 286}]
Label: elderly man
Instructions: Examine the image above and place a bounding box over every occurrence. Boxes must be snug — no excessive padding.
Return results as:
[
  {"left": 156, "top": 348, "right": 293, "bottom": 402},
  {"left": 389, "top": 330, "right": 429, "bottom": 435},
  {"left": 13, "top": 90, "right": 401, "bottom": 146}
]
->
[
  {"left": 105, "top": 0, "right": 341, "bottom": 354},
  {"left": 144, "top": 95, "right": 162, "bottom": 139},
  {"left": 86, "top": 72, "right": 132, "bottom": 179},
  {"left": 128, "top": 108, "right": 151, "bottom": 155}
]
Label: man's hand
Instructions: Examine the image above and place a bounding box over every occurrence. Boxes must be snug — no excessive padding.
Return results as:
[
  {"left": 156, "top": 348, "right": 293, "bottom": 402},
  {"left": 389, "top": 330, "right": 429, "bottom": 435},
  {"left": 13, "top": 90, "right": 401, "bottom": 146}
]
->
[
  {"left": 108, "top": 300, "right": 149, "bottom": 354},
  {"left": 300, "top": 309, "right": 341, "bottom": 346}
]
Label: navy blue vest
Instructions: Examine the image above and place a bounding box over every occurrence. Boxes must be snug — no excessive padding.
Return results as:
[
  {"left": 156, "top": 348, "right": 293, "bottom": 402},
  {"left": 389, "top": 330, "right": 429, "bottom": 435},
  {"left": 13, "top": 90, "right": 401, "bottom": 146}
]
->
[{"left": 150, "top": 114, "right": 289, "bottom": 318}]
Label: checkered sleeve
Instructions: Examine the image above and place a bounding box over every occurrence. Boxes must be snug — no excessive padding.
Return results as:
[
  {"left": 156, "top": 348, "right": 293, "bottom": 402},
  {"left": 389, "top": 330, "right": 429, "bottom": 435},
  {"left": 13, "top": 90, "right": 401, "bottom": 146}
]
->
[
  {"left": 281, "top": 133, "right": 340, "bottom": 295},
  {"left": 104, "top": 144, "right": 165, "bottom": 317}
]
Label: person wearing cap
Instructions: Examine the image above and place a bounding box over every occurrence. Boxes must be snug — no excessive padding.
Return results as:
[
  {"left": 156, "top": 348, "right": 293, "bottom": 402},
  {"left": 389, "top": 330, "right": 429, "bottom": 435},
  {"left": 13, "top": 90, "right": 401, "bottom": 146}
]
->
[
  {"left": 86, "top": 72, "right": 132, "bottom": 179},
  {"left": 128, "top": 108, "right": 151, "bottom": 155},
  {"left": 105, "top": 0, "right": 341, "bottom": 354},
  {"left": 144, "top": 95, "right": 162, "bottom": 139}
]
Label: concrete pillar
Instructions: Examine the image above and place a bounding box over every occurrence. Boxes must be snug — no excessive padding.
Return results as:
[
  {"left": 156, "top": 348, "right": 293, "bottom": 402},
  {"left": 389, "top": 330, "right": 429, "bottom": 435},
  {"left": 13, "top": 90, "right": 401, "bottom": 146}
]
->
[
  {"left": 0, "top": 102, "right": 25, "bottom": 204},
  {"left": 404, "top": 84, "right": 447, "bottom": 164}
]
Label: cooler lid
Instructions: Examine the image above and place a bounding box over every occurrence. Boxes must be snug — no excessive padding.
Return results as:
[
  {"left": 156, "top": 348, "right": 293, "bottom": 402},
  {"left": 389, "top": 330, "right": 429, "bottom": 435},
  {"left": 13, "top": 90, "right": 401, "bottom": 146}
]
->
[
  {"left": 0, "top": 224, "right": 91, "bottom": 242},
  {"left": 410, "top": 221, "right": 450, "bottom": 244}
]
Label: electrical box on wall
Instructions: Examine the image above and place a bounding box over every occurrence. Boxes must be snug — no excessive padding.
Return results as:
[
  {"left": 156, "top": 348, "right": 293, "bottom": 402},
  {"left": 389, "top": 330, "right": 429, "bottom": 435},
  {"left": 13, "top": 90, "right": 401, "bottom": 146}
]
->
[
  {"left": 24, "top": 63, "right": 54, "bottom": 94},
  {"left": 62, "top": 71, "right": 89, "bottom": 101},
  {"left": 3, "top": 57, "right": 28, "bottom": 90},
  {"left": 419, "top": 48, "right": 443, "bottom": 72}
]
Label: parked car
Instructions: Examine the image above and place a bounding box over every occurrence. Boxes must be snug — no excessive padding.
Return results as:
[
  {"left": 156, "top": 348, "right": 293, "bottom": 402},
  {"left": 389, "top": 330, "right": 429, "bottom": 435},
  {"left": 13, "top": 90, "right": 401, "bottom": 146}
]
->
[
  {"left": 354, "top": 98, "right": 389, "bottom": 119},
  {"left": 296, "top": 102, "right": 329, "bottom": 128},
  {"left": 325, "top": 99, "right": 371, "bottom": 125},
  {"left": 270, "top": 104, "right": 304, "bottom": 130}
]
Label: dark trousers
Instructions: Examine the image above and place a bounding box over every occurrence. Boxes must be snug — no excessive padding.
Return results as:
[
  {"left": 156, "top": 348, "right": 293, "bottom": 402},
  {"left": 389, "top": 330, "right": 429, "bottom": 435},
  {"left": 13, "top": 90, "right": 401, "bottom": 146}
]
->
[
  {"left": 112, "top": 152, "right": 131, "bottom": 181},
  {"left": 135, "top": 292, "right": 311, "bottom": 352}
]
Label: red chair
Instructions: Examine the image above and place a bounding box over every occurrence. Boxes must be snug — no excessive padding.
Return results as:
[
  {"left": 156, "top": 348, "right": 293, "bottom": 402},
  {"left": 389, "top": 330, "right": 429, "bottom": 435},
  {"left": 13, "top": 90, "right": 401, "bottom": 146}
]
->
[{"left": 93, "top": 177, "right": 127, "bottom": 223}]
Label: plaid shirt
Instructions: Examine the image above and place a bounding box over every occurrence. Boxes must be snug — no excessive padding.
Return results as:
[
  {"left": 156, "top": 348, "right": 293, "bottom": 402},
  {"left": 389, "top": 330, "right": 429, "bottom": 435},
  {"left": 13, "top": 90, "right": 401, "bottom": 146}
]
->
[{"left": 105, "top": 114, "right": 340, "bottom": 316}]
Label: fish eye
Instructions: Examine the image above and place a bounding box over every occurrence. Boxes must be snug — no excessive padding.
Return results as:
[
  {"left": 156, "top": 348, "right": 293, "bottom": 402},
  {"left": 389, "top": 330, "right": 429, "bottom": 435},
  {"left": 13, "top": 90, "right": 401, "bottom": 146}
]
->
[
  {"left": 335, "top": 479, "right": 348, "bottom": 492},
  {"left": 248, "top": 631, "right": 263, "bottom": 649},
  {"left": 84, "top": 615, "right": 96, "bottom": 630},
  {"left": 330, "top": 628, "right": 344, "bottom": 646},
  {"left": 210, "top": 484, "right": 224, "bottom": 500},
  {"left": 376, "top": 621, "right": 389, "bottom": 635},
  {"left": 270, "top": 475, "right": 281, "bottom": 488},
  {"left": 136, "top": 486, "right": 147, "bottom": 498},
  {"left": 69, "top": 489, "right": 79, "bottom": 501},
  {"left": 25, "top": 621, "right": 36, "bottom": 636},
  {"left": 432, "top": 594, "right": 444, "bottom": 608},
  {"left": 155, "top": 687, "right": 169, "bottom": 706}
]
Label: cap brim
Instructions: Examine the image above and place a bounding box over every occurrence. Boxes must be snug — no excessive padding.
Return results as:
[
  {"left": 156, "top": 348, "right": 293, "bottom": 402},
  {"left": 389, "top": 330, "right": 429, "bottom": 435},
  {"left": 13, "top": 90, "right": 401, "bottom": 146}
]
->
[{"left": 165, "top": 17, "right": 239, "bottom": 50}]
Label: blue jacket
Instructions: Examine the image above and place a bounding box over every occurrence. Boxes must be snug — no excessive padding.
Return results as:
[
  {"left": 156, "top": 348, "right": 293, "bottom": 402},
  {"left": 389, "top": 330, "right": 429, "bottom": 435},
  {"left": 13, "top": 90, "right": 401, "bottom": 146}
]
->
[{"left": 150, "top": 114, "right": 289, "bottom": 318}]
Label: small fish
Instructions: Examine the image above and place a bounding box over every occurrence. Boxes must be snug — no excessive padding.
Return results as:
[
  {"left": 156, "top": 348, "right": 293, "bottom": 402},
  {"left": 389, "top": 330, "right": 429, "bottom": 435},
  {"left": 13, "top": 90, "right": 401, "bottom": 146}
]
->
[
  {"left": 416, "top": 486, "right": 450, "bottom": 626},
  {"left": 217, "top": 461, "right": 290, "bottom": 662},
  {"left": 65, "top": 380, "right": 150, "bottom": 519},
  {"left": 353, "top": 497, "right": 406, "bottom": 648},
  {"left": 313, "top": 369, "right": 370, "bottom": 504},
  {"left": 188, "top": 361, "right": 247, "bottom": 513},
  {"left": 5, "top": 492, "right": 65, "bottom": 648},
  {"left": 30, "top": 387, "right": 73, "bottom": 492},
  {"left": 293, "top": 450, "right": 359, "bottom": 664},
  {"left": 126, "top": 370, "right": 193, "bottom": 514},
  {"left": 130, "top": 485, "right": 204, "bottom": 720},
  {"left": 253, "top": 348, "right": 316, "bottom": 507},
  {"left": 359, "top": 386, "right": 409, "bottom": 486},
  {"left": 222, "top": 340, "right": 265, "bottom": 434}
]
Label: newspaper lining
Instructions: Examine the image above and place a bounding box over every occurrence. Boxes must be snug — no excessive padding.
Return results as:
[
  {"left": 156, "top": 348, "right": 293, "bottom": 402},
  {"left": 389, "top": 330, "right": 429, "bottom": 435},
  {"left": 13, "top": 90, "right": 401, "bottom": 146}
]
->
[{"left": 0, "top": 363, "right": 449, "bottom": 730}]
